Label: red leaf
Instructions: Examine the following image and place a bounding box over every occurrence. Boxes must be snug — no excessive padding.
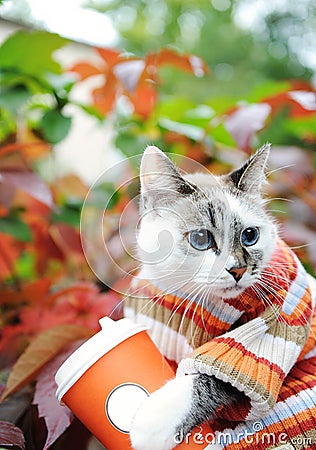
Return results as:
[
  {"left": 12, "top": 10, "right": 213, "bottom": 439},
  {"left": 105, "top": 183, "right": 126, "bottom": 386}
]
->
[
  {"left": 52, "top": 284, "right": 123, "bottom": 328},
  {"left": 48, "top": 283, "right": 100, "bottom": 303},
  {"left": 0, "top": 278, "right": 51, "bottom": 307},
  {"left": 156, "top": 48, "right": 207, "bottom": 77},
  {"left": 70, "top": 48, "right": 207, "bottom": 118},
  {"left": 0, "top": 142, "right": 50, "bottom": 160},
  {"left": 287, "top": 90, "right": 316, "bottom": 117},
  {"left": 129, "top": 82, "right": 158, "bottom": 118},
  {"left": 68, "top": 62, "right": 101, "bottom": 80},
  {"left": 96, "top": 48, "right": 121, "bottom": 66},
  {"left": 114, "top": 59, "right": 146, "bottom": 92},
  {"left": 0, "top": 421, "right": 25, "bottom": 449},
  {"left": 19, "top": 306, "right": 75, "bottom": 334},
  {"left": 92, "top": 80, "right": 118, "bottom": 115},
  {"left": 0, "top": 170, "right": 53, "bottom": 207},
  {"left": 1, "top": 325, "right": 92, "bottom": 402},
  {"left": 261, "top": 82, "right": 316, "bottom": 118},
  {"left": 23, "top": 278, "right": 52, "bottom": 305},
  {"left": 28, "top": 219, "right": 64, "bottom": 274},
  {"left": 49, "top": 223, "right": 83, "bottom": 257},
  {"left": 33, "top": 344, "right": 82, "bottom": 449},
  {"left": 0, "top": 324, "right": 30, "bottom": 368},
  {"left": 225, "top": 103, "right": 271, "bottom": 150},
  {"left": 0, "top": 182, "right": 15, "bottom": 210},
  {"left": 0, "top": 233, "right": 24, "bottom": 280}
]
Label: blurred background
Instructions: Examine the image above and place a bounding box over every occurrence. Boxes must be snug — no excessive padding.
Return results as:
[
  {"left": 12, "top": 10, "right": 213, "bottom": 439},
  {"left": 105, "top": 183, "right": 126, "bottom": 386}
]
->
[
  {"left": 0, "top": 2, "right": 316, "bottom": 449},
  {"left": 1, "top": 0, "right": 316, "bottom": 180}
]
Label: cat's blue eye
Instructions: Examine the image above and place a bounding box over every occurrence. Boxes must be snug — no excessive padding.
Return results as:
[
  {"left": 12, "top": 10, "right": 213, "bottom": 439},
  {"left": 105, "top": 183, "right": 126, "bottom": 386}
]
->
[
  {"left": 188, "top": 229, "right": 215, "bottom": 251},
  {"left": 241, "top": 227, "right": 259, "bottom": 246}
]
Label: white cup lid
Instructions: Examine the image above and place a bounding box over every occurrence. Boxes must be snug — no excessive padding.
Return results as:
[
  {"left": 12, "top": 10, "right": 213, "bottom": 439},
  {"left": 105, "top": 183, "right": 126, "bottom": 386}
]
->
[{"left": 55, "top": 317, "right": 148, "bottom": 402}]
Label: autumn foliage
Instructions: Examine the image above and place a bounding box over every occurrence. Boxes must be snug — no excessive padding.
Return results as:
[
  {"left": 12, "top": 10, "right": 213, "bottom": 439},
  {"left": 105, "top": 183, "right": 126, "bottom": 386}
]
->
[{"left": 0, "top": 30, "right": 316, "bottom": 450}]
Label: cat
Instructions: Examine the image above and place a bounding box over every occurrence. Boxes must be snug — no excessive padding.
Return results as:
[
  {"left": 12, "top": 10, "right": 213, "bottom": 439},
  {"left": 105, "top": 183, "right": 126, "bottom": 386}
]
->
[
  {"left": 125, "top": 145, "right": 315, "bottom": 450},
  {"left": 135, "top": 144, "right": 277, "bottom": 301}
]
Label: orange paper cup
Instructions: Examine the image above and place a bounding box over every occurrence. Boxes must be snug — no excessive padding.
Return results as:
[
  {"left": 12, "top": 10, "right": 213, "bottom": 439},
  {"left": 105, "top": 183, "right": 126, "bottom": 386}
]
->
[
  {"left": 55, "top": 317, "right": 174, "bottom": 449},
  {"left": 55, "top": 317, "right": 218, "bottom": 450}
]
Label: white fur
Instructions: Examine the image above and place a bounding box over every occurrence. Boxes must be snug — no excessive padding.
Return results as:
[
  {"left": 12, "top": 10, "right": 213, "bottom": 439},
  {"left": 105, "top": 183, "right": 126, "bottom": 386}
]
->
[
  {"left": 137, "top": 213, "right": 181, "bottom": 262},
  {"left": 130, "top": 375, "right": 195, "bottom": 450},
  {"left": 137, "top": 187, "right": 277, "bottom": 299},
  {"left": 137, "top": 209, "right": 196, "bottom": 294}
]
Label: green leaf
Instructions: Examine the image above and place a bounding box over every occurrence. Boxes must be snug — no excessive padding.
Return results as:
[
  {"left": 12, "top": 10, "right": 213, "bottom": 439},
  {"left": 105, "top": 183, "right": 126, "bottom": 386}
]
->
[
  {"left": 205, "top": 97, "right": 237, "bottom": 115},
  {"left": 51, "top": 202, "right": 82, "bottom": 227},
  {"left": 184, "top": 105, "right": 215, "bottom": 128},
  {"left": 40, "top": 109, "right": 72, "bottom": 144},
  {"left": 208, "top": 122, "right": 236, "bottom": 146},
  {"left": 0, "top": 215, "right": 32, "bottom": 242},
  {"left": 84, "top": 182, "right": 121, "bottom": 211},
  {"left": 246, "top": 81, "right": 291, "bottom": 103},
  {"left": 0, "top": 108, "right": 16, "bottom": 141},
  {"left": 15, "top": 251, "right": 36, "bottom": 280},
  {"left": 258, "top": 108, "right": 291, "bottom": 145},
  {"left": 45, "top": 73, "right": 76, "bottom": 108},
  {"left": 45, "top": 73, "right": 75, "bottom": 94},
  {"left": 0, "top": 86, "right": 31, "bottom": 115},
  {"left": 157, "top": 97, "right": 195, "bottom": 121},
  {"left": 98, "top": 183, "right": 120, "bottom": 210},
  {"left": 75, "top": 103, "right": 104, "bottom": 121},
  {"left": 0, "top": 71, "right": 47, "bottom": 95},
  {"left": 159, "top": 117, "right": 205, "bottom": 141},
  {"left": 115, "top": 126, "right": 159, "bottom": 160},
  {"left": 284, "top": 115, "right": 316, "bottom": 140},
  {"left": 0, "top": 30, "right": 68, "bottom": 79}
]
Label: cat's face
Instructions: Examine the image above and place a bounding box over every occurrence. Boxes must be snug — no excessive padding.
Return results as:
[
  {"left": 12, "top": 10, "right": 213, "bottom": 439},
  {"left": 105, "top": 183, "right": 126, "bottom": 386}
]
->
[{"left": 137, "top": 145, "right": 277, "bottom": 299}]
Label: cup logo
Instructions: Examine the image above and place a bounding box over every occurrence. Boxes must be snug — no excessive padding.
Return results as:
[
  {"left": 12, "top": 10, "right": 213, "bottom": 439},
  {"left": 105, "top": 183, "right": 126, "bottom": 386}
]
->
[{"left": 105, "top": 383, "right": 149, "bottom": 433}]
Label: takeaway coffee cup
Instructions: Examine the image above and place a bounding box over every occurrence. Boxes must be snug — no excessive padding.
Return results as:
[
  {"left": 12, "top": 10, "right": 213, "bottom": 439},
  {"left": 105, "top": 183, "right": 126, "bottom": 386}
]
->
[
  {"left": 55, "top": 317, "right": 175, "bottom": 449},
  {"left": 55, "top": 317, "right": 218, "bottom": 450}
]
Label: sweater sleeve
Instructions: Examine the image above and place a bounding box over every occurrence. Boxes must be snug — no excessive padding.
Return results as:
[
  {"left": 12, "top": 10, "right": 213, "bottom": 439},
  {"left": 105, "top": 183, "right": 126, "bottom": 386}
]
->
[{"left": 177, "top": 265, "right": 313, "bottom": 421}]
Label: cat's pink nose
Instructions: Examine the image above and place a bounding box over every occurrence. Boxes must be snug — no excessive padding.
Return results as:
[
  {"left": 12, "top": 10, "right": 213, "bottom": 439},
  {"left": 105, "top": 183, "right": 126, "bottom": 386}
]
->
[{"left": 226, "top": 266, "right": 247, "bottom": 282}]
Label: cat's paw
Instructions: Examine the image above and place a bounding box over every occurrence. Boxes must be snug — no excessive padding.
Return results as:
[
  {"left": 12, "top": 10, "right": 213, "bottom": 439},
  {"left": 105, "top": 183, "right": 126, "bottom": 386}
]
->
[{"left": 130, "top": 375, "right": 194, "bottom": 450}]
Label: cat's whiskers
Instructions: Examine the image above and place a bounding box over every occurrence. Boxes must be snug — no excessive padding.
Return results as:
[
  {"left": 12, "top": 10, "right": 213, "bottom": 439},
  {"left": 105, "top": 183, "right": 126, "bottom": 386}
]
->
[
  {"left": 263, "top": 261, "right": 296, "bottom": 269},
  {"left": 288, "top": 242, "right": 316, "bottom": 250},
  {"left": 251, "top": 283, "right": 283, "bottom": 322},
  {"left": 185, "top": 284, "right": 211, "bottom": 343},
  {"left": 108, "top": 296, "right": 128, "bottom": 318},
  {"left": 129, "top": 273, "right": 195, "bottom": 320},
  {"left": 255, "top": 281, "right": 311, "bottom": 332},
  {"left": 254, "top": 276, "right": 311, "bottom": 330},
  {"left": 196, "top": 284, "right": 215, "bottom": 338},
  {"left": 264, "top": 197, "right": 293, "bottom": 203},
  {"left": 238, "top": 291, "right": 250, "bottom": 310},
  {"left": 254, "top": 276, "right": 288, "bottom": 309},
  {"left": 267, "top": 270, "right": 313, "bottom": 318},
  {"left": 127, "top": 272, "right": 199, "bottom": 328},
  {"left": 254, "top": 277, "right": 312, "bottom": 329},
  {"left": 266, "top": 164, "right": 296, "bottom": 176},
  {"left": 168, "top": 282, "right": 206, "bottom": 335}
]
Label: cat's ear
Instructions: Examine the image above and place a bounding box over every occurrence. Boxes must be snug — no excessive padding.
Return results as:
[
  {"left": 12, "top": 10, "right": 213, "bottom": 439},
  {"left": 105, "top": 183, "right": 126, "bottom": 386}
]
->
[
  {"left": 140, "top": 146, "right": 196, "bottom": 208},
  {"left": 225, "top": 143, "right": 270, "bottom": 194}
]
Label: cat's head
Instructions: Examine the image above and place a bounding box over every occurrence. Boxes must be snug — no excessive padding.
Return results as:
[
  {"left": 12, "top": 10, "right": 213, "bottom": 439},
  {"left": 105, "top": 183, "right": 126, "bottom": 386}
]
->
[{"left": 137, "top": 145, "right": 277, "bottom": 299}]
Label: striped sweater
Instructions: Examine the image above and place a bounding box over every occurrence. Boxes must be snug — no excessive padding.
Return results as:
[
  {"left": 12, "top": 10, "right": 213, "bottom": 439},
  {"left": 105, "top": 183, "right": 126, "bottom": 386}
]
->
[{"left": 125, "top": 239, "right": 316, "bottom": 449}]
